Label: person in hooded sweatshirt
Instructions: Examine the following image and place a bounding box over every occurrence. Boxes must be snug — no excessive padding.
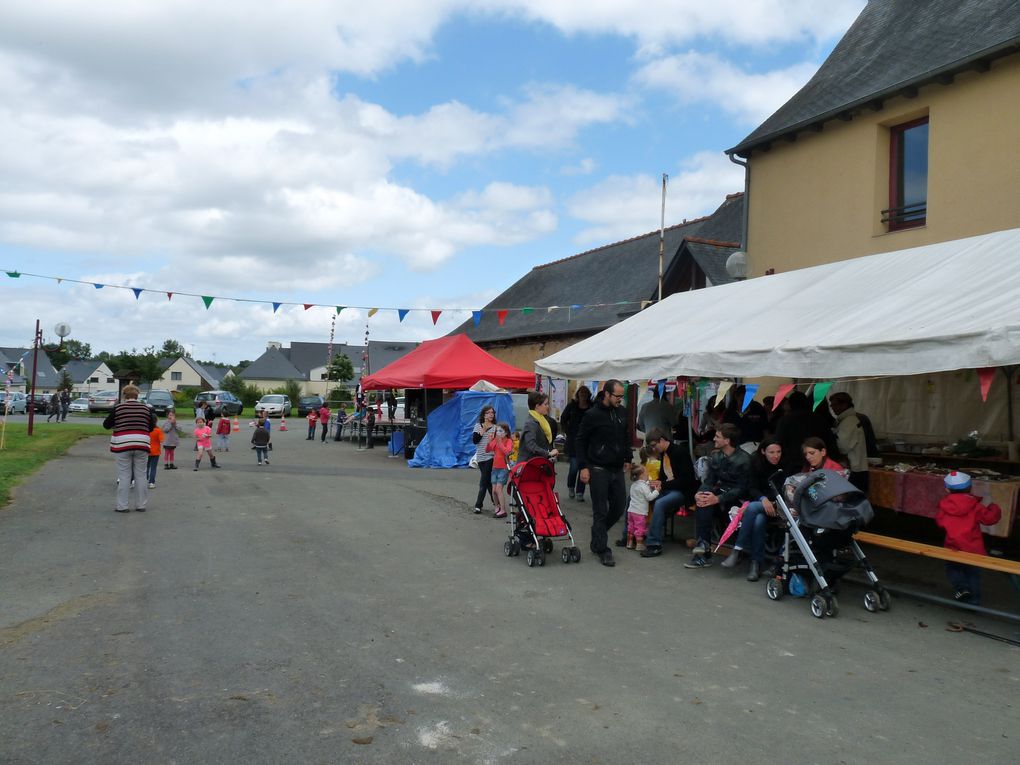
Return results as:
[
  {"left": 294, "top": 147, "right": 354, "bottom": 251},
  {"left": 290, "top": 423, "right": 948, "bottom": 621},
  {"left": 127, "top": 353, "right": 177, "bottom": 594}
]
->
[{"left": 936, "top": 470, "right": 1001, "bottom": 605}]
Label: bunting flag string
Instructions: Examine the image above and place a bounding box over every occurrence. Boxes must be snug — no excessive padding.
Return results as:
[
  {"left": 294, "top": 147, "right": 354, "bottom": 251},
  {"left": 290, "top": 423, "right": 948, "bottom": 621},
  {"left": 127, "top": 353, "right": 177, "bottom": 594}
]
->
[{"left": 1, "top": 266, "right": 654, "bottom": 323}]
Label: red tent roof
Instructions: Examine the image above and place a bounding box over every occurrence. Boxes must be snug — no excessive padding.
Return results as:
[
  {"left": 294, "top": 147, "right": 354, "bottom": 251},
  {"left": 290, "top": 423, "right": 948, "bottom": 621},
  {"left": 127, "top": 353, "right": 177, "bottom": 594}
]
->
[{"left": 361, "top": 334, "right": 534, "bottom": 390}]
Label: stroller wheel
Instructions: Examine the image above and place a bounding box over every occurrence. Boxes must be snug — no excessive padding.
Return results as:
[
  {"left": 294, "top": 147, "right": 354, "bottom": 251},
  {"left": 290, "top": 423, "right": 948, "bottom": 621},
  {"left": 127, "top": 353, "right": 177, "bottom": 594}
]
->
[
  {"left": 504, "top": 540, "right": 514, "bottom": 557},
  {"left": 810, "top": 594, "right": 827, "bottom": 618},
  {"left": 526, "top": 549, "right": 537, "bottom": 567},
  {"left": 561, "top": 547, "right": 571, "bottom": 564},
  {"left": 542, "top": 538, "right": 554, "bottom": 554},
  {"left": 877, "top": 588, "right": 891, "bottom": 611},
  {"left": 570, "top": 547, "right": 581, "bottom": 563},
  {"left": 825, "top": 595, "right": 839, "bottom": 618},
  {"left": 765, "top": 577, "right": 784, "bottom": 601},
  {"left": 536, "top": 552, "right": 545, "bottom": 567},
  {"left": 863, "top": 590, "right": 880, "bottom": 612}
]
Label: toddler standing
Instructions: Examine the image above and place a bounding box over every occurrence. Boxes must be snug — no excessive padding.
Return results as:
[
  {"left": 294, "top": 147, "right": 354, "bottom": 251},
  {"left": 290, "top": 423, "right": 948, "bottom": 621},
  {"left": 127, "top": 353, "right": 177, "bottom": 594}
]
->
[
  {"left": 215, "top": 414, "right": 232, "bottom": 451},
  {"left": 252, "top": 413, "right": 272, "bottom": 465},
  {"left": 193, "top": 417, "right": 221, "bottom": 471},
  {"left": 936, "top": 470, "right": 1001, "bottom": 604},
  {"left": 486, "top": 422, "right": 514, "bottom": 519},
  {"left": 626, "top": 464, "right": 660, "bottom": 551},
  {"left": 306, "top": 408, "right": 318, "bottom": 440},
  {"left": 147, "top": 421, "right": 164, "bottom": 488},
  {"left": 162, "top": 411, "right": 183, "bottom": 469}
]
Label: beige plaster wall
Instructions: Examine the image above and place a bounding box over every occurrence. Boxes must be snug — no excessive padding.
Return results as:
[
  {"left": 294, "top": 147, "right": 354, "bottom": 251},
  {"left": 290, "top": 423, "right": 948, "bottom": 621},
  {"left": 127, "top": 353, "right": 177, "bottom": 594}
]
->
[{"left": 745, "top": 52, "right": 1020, "bottom": 276}]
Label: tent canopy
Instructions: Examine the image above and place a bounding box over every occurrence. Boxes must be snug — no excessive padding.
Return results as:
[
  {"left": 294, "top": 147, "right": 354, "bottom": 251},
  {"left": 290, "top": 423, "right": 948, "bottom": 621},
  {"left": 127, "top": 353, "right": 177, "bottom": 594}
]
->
[
  {"left": 362, "top": 333, "right": 534, "bottom": 390},
  {"left": 407, "top": 390, "right": 516, "bottom": 468},
  {"left": 535, "top": 227, "right": 1020, "bottom": 381}
]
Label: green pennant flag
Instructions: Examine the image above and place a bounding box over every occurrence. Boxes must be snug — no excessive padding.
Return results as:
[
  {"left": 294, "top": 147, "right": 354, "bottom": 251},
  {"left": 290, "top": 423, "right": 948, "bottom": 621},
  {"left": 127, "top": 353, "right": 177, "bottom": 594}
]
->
[
  {"left": 202, "top": 296, "right": 214, "bottom": 309},
  {"left": 6, "top": 271, "right": 20, "bottom": 278},
  {"left": 520, "top": 307, "right": 533, "bottom": 315},
  {"left": 336, "top": 306, "right": 345, "bottom": 315},
  {"left": 812, "top": 381, "right": 834, "bottom": 411}
]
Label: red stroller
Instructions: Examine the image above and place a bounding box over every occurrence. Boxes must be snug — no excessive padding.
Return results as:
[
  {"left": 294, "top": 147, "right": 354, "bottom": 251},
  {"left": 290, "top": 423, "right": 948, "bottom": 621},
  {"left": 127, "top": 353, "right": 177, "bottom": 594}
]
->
[{"left": 503, "top": 457, "right": 581, "bottom": 567}]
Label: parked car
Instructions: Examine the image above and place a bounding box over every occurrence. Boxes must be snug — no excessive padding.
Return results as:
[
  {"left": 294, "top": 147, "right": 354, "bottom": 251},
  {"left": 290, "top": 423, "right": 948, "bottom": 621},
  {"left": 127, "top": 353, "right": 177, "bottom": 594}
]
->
[
  {"left": 193, "top": 390, "right": 244, "bottom": 417},
  {"left": 255, "top": 394, "right": 292, "bottom": 418},
  {"left": 297, "top": 395, "right": 324, "bottom": 416},
  {"left": 68, "top": 397, "right": 90, "bottom": 413},
  {"left": 28, "top": 393, "right": 55, "bottom": 413},
  {"left": 2, "top": 392, "right": 28, "bottom": 414},
  {"left": 145, "top": 389, "right": 176, "bottom": 415},
  {"left": 88, "top": 390, "right": 120, "bottom": 412}
]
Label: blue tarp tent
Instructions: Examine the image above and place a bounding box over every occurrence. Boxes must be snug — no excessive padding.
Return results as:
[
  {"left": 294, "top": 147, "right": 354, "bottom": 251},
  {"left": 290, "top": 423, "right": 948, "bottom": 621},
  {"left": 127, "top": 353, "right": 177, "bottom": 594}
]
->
[{"left": 407, "top": 390, "right": 515, "bottom": 468}]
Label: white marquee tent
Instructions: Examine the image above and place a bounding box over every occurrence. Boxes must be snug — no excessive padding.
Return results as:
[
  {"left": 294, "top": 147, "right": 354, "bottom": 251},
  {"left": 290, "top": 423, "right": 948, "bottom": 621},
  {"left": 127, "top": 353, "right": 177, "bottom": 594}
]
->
[{"left": 535, "top": 227, "right": 1020, "bottom": 382}]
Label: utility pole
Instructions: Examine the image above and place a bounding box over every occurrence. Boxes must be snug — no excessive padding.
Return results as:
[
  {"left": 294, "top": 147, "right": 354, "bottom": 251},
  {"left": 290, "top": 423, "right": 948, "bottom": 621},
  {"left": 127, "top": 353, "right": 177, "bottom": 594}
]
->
[{"left": 657, "top": 173, "right": 668, "bottom": 303}]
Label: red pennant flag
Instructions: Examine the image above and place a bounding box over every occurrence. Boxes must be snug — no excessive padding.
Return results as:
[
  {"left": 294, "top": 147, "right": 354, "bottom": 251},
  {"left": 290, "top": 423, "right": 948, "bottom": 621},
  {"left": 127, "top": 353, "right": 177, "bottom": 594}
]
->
[
  {"left": 166, "top": 292, "right": 173, "bottom": 300},
  {"left": 978, "top": 367, "right": 995, "bottom": 402},
  {"left": 303, "top": 304, "right": 313, "bottom": 311},
  {"left": 430, "top": 310, "right": 442, "bottom": 325},
  {"left": 772, "top": 383, "right": 795, "bottom": 412},
  {"left": 496, "top": 309, "right": 508, "bottom": 326}
]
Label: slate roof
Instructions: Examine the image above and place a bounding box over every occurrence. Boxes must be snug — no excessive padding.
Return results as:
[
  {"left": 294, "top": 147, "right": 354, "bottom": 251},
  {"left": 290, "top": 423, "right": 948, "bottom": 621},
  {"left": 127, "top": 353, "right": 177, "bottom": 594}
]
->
[
  {"left": 729, "top": 0, "right": 1020, "bottom": 157},
  {"left": 199, "top": 363, "right": 233, "bottom": 385},
  {"left": 239, "top": 347, "right": 305, "bottom": 381},
  {"left": 366, "top": 340, "right": 418, "bottom": 377},
  {"left": 458, "top": 193, "right": 743, "bottom": 343},
  {"left": 685, "top": 239, "right": 741, "bottom": 286},
  {"left": 0, "top": 346, "right": 59, "bottom": 386},
  {"left": 62, "top": 359, "right": 107, "bottom": 383}
]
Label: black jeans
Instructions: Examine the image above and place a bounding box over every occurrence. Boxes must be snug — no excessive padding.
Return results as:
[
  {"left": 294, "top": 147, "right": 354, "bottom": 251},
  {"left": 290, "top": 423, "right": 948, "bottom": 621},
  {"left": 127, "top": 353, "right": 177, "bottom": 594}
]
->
[
  {"left": 474, "top": 458, "right": 494, "bottom": 509},
  {"left": 589, "top": 466, "right": 626, "bottom": 555}
]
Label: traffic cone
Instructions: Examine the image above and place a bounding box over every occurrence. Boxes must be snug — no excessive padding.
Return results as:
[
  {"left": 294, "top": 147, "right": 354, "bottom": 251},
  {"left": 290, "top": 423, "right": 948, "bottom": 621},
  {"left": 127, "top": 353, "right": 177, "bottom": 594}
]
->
[
  {"left": 232, "top": 416, "right": 240, "bottom": 432},
  {"left": 279, "top": 415, "right": 287, "bottom": 431}
]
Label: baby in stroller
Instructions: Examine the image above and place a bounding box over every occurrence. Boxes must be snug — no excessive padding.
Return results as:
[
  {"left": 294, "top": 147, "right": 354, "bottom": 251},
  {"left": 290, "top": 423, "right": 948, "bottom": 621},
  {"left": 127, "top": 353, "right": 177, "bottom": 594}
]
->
[{"left": 767, "top": 467, "right": 889, "bottom": 618}]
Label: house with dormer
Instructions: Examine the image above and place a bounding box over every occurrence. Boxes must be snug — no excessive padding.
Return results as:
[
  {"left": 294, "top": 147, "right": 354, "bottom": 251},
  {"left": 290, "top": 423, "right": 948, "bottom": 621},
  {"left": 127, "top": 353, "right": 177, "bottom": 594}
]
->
[{"left": 62, "top": 359, "right": 117, "bottom": 395}]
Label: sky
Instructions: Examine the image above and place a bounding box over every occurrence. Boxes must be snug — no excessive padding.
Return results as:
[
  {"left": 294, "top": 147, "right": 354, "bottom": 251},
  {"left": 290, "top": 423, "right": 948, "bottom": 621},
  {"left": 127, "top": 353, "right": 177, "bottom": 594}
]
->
[{"left": 0, "top": 0, "right": 865, "bottom": 364}]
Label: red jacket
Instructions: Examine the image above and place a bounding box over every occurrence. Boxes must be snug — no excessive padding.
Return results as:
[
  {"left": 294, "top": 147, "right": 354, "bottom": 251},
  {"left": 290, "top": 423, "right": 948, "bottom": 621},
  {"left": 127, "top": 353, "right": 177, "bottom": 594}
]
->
[
  {"left": 216, "top": 417, "right": 231, "bottom": 435},
  {"left": 935, "top": 493, "right": 1002, "bottom": 555}
]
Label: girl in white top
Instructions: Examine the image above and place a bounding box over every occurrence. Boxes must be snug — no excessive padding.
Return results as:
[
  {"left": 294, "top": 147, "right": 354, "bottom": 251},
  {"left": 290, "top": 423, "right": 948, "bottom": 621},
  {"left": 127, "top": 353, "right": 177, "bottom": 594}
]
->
[{"left": 626, "top": 464, "right": 660, "bottom": 552}]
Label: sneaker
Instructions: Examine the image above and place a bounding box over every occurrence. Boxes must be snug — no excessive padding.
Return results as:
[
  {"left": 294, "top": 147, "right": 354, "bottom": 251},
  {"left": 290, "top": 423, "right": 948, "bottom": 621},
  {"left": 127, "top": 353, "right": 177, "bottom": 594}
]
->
[
  {"left": 599, "top": 550, "right": 615, "bottom": 567},
  {"left": 635, "top": 541, "right": 646, "bottom": 552},
  {"left": 473, "top": 507, "right": 482, "bottom": 514},
  {"left": 147, "top": 482, "right": 156, "bottom": 489},
  {"left": 684, "top": 555, "right": 712, "bottom": 569},
  {"left": 264, "top": 459, "right": 269, "bottom": 465},
  {"left": 576, "top": 495, "right": 586, "bottom": 503},
  {"left": 135, "top": 507, "right": 146, "bottom": 512},
  {"left": 721, "top": 550, "right": 742, "bottom": 569},
  {"left": 692, "top": 540, "right": 707, "bottom": 555},
  {"left": 640, "top": 545, "right": 663, "bottom": 558},
  {"left": 626, "top": 538, "right": 635, "bottom": 550}
]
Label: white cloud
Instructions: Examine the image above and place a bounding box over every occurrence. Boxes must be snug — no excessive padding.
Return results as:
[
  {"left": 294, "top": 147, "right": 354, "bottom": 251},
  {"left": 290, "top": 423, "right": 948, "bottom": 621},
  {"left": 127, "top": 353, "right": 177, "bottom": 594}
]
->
[
  {"left": 567, "top": 151, "right": 745, "bottom": 245},
  {"left": 633, "top": 51, "right": 821, "bottom": 125},
  {"left": 561, "top": 158, "right": 596, "bottom": 176}
]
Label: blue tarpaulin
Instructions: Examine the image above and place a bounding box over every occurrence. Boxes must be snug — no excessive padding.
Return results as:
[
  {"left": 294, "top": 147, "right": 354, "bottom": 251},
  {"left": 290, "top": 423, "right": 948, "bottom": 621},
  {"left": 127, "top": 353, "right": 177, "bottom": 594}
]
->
[{"left": 407, "top": 390, "right": 516, "bottom": 468}]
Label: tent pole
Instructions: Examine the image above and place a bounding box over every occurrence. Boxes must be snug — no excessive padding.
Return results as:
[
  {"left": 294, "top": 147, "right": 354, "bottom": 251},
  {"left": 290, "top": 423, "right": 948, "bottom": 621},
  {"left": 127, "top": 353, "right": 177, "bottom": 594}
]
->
[{"left": 1003, "top": 366, "right": 1015, "bottom": 444}]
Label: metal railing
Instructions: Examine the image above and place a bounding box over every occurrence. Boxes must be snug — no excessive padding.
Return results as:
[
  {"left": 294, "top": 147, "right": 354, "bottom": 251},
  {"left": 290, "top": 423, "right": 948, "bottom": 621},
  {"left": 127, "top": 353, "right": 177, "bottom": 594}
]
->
[{"left": 881, "top": 201, "right": 926, "bottom": 226}]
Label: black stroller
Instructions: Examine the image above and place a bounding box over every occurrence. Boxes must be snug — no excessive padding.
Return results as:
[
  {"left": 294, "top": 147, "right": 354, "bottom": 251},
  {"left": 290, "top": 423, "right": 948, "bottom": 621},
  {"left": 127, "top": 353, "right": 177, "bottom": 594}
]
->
[{"left": 765, "top": 469, "right": 890, "bottom": 618}]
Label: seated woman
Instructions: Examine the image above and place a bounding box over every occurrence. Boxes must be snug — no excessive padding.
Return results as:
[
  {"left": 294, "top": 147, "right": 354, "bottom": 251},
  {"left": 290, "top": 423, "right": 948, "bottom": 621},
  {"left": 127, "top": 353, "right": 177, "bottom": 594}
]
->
[
  {"left": 789, "top": 436, "right": 852, "bottom": 574},
  {"left": 801, "top": 436, "right": 846, "bottom": 475},
  {"left": 721, "top": 439, "right": 783, "bottom": 581}
]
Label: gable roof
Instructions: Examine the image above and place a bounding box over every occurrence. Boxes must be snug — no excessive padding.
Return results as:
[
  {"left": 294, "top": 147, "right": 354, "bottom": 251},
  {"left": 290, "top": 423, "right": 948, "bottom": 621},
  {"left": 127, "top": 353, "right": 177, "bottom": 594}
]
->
[
  {"left": 366, "top": 340, "right": 418, "bottom": 377},
  {"left": 62, "top": 359, "right": 108, "bottom": 383},
  {"left": 684, "top": 238, "right": 741, "bottom": 286},
  {"left": 457, "top": 193, "right": 743, "bottom": 343},
  {"left": 239, "top": 346, "right": 305, "bottom": 381},
  {"left": 729, "top": 0, "right": 1020, "bottom": 157},
  {"left": 0, "top": 346, "right": 59, "bottom": 385}
]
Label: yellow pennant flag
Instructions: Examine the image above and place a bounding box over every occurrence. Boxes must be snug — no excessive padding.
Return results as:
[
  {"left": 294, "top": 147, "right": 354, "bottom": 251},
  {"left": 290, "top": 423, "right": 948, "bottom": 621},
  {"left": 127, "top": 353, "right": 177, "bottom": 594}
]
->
[{"left": 367, "top": 308, "right": 378, "bottom": 318}]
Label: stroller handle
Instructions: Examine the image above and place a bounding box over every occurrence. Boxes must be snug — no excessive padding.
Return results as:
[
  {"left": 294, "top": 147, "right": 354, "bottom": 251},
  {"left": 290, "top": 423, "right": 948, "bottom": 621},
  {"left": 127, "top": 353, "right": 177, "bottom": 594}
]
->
[{"left": 767, "top": 468, "right": 785, "bottom": 496}]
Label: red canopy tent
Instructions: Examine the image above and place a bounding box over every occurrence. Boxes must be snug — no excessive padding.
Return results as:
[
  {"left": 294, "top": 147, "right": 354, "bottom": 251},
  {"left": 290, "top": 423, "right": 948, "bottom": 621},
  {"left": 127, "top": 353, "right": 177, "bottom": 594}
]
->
[{"left": 360, "top": 333, "right": 534, "bottom": 390}]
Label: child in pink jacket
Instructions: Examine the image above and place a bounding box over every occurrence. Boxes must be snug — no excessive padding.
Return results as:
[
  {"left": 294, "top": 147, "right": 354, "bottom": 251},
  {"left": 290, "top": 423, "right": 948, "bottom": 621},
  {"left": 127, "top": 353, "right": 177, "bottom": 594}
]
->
[{"left": 486, "top": 422, "right": 514, "bottom": 519}]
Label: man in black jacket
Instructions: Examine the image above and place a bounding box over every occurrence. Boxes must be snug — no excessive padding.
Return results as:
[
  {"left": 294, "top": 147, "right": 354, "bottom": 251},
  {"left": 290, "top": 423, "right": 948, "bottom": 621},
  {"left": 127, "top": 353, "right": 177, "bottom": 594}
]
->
[
  {"left": 576, "top": 380, "right": 632, "bottom": 567},
  {"left": 640, "top": 428, "right": 697, "bottom": 558},
  {"left": 686, "top": 422, "right": 751, "bottom": 569}
]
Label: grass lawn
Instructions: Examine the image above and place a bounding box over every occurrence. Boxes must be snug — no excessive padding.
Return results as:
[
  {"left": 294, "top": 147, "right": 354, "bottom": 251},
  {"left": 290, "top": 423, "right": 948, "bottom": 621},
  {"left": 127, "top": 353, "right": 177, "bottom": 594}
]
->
[{"left": 0, "top": 422, "right": 105, "bottom": 506}]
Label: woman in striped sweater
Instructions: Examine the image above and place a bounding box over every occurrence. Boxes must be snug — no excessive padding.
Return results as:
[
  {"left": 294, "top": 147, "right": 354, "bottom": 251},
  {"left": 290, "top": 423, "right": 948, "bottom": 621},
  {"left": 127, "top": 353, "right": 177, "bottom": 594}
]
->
[{"left": 103, "top": 384, "right": 157, "bottom": 513}]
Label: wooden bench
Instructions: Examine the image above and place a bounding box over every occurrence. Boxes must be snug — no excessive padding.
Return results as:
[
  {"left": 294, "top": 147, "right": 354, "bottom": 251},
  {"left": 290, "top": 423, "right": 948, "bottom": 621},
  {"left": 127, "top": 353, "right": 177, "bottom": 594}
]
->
[{"left": 855, "top": 531, "right": 1020, "bottom": 576}]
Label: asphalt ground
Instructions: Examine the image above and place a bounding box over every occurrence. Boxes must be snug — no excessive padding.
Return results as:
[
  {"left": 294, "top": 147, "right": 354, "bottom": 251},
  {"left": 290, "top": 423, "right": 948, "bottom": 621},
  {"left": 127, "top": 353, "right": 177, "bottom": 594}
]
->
[{"left": 1, "top": 424, "right": 1018, "bottom": 764}]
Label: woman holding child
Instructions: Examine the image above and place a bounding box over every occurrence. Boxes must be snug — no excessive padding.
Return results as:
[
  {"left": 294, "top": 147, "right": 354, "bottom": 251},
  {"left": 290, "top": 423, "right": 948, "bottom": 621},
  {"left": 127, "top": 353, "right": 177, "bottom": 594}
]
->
[{"left": 721, "top": 439, "right": 783, "bottom": 581}]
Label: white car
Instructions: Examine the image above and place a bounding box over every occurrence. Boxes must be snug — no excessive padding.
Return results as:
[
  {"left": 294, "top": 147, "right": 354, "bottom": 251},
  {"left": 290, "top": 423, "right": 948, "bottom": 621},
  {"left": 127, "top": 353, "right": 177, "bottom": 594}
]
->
[
  {"left": 69, "top": 397, "right": 91, "bottom": 413},
  {"left": 255, "top": 394, "right": 292, "bottom": 418}
]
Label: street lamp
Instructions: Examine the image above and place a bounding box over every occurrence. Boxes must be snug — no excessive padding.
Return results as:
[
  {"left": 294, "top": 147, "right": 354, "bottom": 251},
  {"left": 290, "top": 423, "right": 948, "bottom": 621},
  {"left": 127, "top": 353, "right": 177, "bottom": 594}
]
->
[
  {"left": 725, "top": 250, "right": 748, "bottom": 281},
  {"left": 26, "top": 320, "right": 70, "bottom": 436}
]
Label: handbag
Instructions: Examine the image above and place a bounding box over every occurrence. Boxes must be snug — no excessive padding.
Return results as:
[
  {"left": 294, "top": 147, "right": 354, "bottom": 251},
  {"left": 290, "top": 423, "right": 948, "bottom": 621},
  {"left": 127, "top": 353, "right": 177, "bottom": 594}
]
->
[{"left": 469, "top": 453, "right": 479, "bottom": 469}]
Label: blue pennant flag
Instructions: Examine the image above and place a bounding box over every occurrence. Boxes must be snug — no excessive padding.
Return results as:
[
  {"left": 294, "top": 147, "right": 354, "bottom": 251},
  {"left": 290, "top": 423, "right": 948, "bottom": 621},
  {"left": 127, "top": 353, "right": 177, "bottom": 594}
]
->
[
  {"left": 272, "top": 302, "right": 281, "bottom": 313},
  {"left": 472, "top": 310, "right": 482, "bottom": 326},
  {"left": 398, "top": 309, "right": 410, "bottom": 322},
  {"left": 132, "top": 288, "right": 143, "bottom": 299}
]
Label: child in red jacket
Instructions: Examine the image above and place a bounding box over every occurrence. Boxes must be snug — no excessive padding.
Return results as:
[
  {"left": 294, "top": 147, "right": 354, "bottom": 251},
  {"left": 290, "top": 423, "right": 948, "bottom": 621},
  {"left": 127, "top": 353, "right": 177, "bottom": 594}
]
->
[
  {"left": 936, "top": 471, "right": 1002, "bottom": 605},
  {"left": 215, "top": 415, "right": 232, "bottom": 451}
]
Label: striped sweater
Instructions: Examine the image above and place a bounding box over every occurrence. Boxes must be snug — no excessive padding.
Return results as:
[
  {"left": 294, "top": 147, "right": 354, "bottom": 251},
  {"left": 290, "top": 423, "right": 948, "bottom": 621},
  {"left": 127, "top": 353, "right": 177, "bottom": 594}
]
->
[{"left": 103, "top": 400, "right": 156, "bottom": 452}]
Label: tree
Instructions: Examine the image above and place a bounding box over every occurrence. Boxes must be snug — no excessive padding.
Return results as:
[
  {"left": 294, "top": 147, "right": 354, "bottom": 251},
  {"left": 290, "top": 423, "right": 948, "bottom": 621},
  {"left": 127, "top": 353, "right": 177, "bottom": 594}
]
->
[
  {"left": 107, "top": 348, "right": 164, "bottom": 383},
  {"left": 48, "top": 339, "right": 92, "bottom": 369},
  {"left": 58, "top": 369, "right": 74, "bottom": 392},
  {"left": 271, "top": 379, "right": 303, "bottom": 402},
  {"left": 326, "top": 354, "right": 354, "bottom": 383},
  {"left": 160, "top": 339, "right": 188, "bottom": 358}
]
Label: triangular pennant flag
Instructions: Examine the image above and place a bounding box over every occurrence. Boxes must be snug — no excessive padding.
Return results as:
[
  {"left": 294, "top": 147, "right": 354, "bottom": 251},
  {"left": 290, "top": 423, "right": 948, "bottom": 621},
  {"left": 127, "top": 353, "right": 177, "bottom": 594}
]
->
[
  {"left": 201, "top": 296, "right": 214, "bottom": 309},
  {"left": 716, "top": 381, "right": 733, "bottom": 407},
  {"left": 5, "top": 271, "right": 20, "bottom": 278},
  {"left": 741, "top": 383, "right": 759, "bottom": 413},
  {"left": 472, "top": 310, "right": 482, "bottom": 326},
  {"left": 303, "top": 304, "right": 313, "bottom": 311},
  {"left": 520, "top": 307, "right": 533, "bottom": 315},
  {"left": 132, "top": 288, "right": 143, "bottom": 300},
  {"left": 772, "top": 383, "right": 795, "bottom": 412},
  {"left": 547, "top": 306, "right": 557, "bottom": 313},
  {"left": 978, "top": 367, "right": 995, "bottom": 402},
  {"left": 367, "top": 308, "right": 378, "bottom": 318},
  {"left": 812, "top": 381, "right": 834, "bottom": 411},
  {"left": 657, "top": 381, "right": 665, "bottom": 399},
  {"left": 336, "top": 306, "right": 345, "bottom": 315},
  {"left": 571, "top": 304, "right": 583, "bottom": 310},
  {"left": 497, "top": 309, "right": 508, "bottom": 326},
  {"left": 430, "top": 310, "right": 442, "bottom": 325},
  {"left": 641, "top": 300, "right": 651, "bottom": 309},
  {"left": 56, "top": 278, "right": 62, "bottom": 284},
  {"left": 166, "top": 292, "right": 173, "bottom": 300},
  {"left": 93, "top": 283, "right": 104, "bottom": 289},
  {"left": 272, "top": 302, "right": 281, "bottom": 313},
  {"left": 398, "top": 309, "right": 410, "bottom": 322}
]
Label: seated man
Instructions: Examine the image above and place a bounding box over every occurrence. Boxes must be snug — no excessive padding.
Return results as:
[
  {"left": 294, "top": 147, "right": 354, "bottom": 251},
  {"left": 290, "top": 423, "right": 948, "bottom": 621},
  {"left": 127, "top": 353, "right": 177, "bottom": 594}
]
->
[
  {"left": 686, "top": 423, "right": 751, "bottom": 569},
  {"left": 640, "top": 428, "right": 697, "bottom": 558}
]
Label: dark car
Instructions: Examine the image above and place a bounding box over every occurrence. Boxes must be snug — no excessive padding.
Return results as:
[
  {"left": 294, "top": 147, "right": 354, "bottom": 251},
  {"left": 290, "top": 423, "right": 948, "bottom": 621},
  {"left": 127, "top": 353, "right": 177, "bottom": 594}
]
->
[
  {"left": 145, "top": 389, "right": 176, "bottom": 415},
  {"left": 193, "top": 390, "right": 244, "bottom": 417},
  {"left": 27, "top": 393, "right": 55, "bottom": 413},
  {"left": 297, "top": 395, "right": 324, "bottom": 416}
]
